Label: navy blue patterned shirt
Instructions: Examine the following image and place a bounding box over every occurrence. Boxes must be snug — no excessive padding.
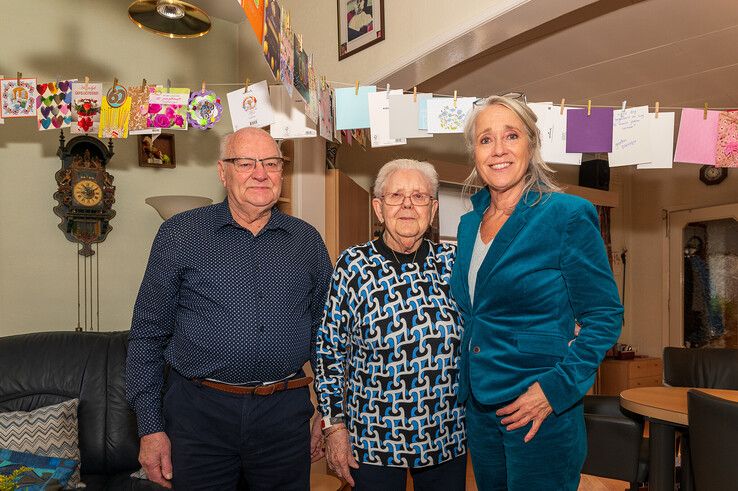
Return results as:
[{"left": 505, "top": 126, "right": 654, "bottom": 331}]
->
[{"left": 126, "top": 199, "right": 332, "bottom": 436}]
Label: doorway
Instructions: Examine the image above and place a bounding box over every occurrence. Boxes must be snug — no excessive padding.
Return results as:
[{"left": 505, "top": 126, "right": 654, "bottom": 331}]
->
[{"left": 668, "top": 204, "right": 738, "bottom": 348}]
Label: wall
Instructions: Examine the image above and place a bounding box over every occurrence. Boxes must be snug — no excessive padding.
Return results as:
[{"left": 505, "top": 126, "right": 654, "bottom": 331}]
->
[{"left": 0, "top": 0, "right": 239, "bottom": 336}]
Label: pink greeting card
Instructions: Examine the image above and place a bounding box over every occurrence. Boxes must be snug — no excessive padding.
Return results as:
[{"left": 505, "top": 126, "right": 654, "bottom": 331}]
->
[
  {"left": 673, "top": 108, "right": 719, "bottom": 165},
  {"left": 715, "top": 111, "right": 738, "bottom": 168},
  {"left": 71, "top": 82, "right": 102, "bottom": 134},
  {"left": 147, "top": 87, "right": 190, "bottom": 130}
]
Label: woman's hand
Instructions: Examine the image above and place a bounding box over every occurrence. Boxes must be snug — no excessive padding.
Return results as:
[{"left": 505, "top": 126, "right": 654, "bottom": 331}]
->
[
  {"left": 310, "top": 416, "right": 325, "bottom": 463},
  {"left": 324, "top": 425, "right": 359, "bottom": 486},
  {"left": 496, "top": 382, "right": 553, "bottom": 443}
]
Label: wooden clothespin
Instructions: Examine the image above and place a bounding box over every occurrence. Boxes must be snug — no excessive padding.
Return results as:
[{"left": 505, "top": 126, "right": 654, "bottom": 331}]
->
[
  {"left": 355, "top": 80, "right": 359, "bottom": 96},
  {"left": 201, "top": 80, "right": 206, "bottom": 93},
  {"left": 84, "top": 76, "right": 89, "bottom": 86},
  {"left": 413, "top": 86, "right": 417, "bottom": 103},
  {"left": 112, "top": 77, "right": 118, "bottom": 88},
  {"left": 386, "top": 83, "right": 390, "bottom": 99},
  {"left": 621, "top": 100, "right": 627, "bottom": 111},
  {"left": 141, "top": 78, "right": 147, "bottom": 90},
  {"left": 16, "top": 72, "right": 21, "bottom": 85},
  {"left": 560, "top": 98, "right": 566, "bottom": 115},
  {"left": 244, "top": 78, "right": 250, "bottom": 94},
  {"left": 453, "top": 90, "right": 458, "bottom": 108},
  {"left": 298, "top": 34, "right": 303, "bottom": 51},
  {"left": 587, "top": 99, "right": 592, "bottom": 116},
  {"left": 654, "top": 101, "right": 659, "bottom": 119},
  {"left": 703, "top": 103, "right": 709, "bottom": 120},
  {"left": 166, "top": 79, "right": 171, "bottom": 93}
]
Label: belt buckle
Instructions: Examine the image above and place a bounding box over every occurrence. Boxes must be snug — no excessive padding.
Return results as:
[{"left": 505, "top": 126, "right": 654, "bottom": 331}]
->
[{"left": 257, "top": 383, "right": 277, "bottom": 396}]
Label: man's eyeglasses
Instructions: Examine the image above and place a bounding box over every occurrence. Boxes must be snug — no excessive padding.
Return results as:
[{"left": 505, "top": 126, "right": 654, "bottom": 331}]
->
[
  {"left": 381, "top": 192, "right": 434, "bottom": 206},
  {"left": 473, "top": 92, "right": 527, "bottom": 106},
  {"left": 222, "top": 157, "right": 286, "bottom": 174}
]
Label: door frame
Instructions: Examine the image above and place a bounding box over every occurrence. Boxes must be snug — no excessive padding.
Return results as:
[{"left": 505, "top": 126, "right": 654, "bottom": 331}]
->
[{"left": 664, "top": 203, "right": 738, "bottom": 347}]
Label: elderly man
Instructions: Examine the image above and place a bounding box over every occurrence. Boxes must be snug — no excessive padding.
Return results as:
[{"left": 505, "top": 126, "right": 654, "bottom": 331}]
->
[{"left": 126, "top": 127, "right": 332, "bottom": 490}]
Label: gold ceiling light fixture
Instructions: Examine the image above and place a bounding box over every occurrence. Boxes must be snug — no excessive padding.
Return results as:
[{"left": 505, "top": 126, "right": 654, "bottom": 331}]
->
[{"left": 128, "top": 0, "right": 211, "bottom": 39}]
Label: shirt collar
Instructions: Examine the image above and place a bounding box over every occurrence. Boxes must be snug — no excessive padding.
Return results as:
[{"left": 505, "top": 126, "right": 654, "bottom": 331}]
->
[{"left": 214, "top": 198, "right": 292, "bottom": 233}]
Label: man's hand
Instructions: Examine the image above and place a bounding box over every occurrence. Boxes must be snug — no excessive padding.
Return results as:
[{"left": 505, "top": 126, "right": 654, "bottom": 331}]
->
[
  {"left": 139, "top": 432, "right": 173, "bottom": 488},
  {"left": 324, "top": 425, "right": 359, "bottom": 486},
  {"left": 310, "top": 416, "right": 325, "bottom": 462},
  {"left": 496, "top": 382, "right": 553, "bottom": 443}
]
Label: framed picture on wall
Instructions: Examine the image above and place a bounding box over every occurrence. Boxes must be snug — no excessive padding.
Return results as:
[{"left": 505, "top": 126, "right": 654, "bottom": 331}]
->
[
  {"left": 337, "top": 0, "right": 385, "bottom": 60},
  {"left": 138, "top": 133, "right": 176, "bottom": 168}
]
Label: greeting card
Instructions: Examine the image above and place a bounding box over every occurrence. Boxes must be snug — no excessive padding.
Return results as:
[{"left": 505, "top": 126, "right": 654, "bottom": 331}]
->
[
  {"left": 294, "top": 37, "right": 310, "bottom": 104},
  {"left": 262, "top": 0, "right": 281, "bottom": 81},
  {"left": 715, "top": 111, "right": 738, "bottom": 168},
  {"left": 241, "top": 0, "right": 264, "bottom": 42},
  {"left": 279, "top": 26, "right": 294, "bottom": 97},
  {"left": 71, "top": 82, "right": 102, "bottom": 134},
  {"left": 36, "top": 80, "right": 73, "bottom": 131},
  {"left": 608, "top": 105, "right": 651, "bottom": 167},
  {"left": 566, "top": 107, "right": 614, "bottom": 153},
  {"left": 368, "top": 90, "right": 406, "bottom": 147},
  {"left": 1, "top": 77, "right": 38, "bottom": 118},
  {"left": 226, "top": 80, "right": 274, "bottom": 131},
  {"left": 269, "top": 85, "right": 316, "bottom": 139},
  {"left": 319, "top": 83, "right": 334, "bottom": 141},
  {"left": 334, "top": 85, "right": 376, "bottom": 130},
  {"left": 0, "top": 75, "right": 3, "bottom": 124},
  {"left": 188, "top": 89, "right": 222, "bottom": 130},
  {"left": 388, "top": 93, "right": 432, "bottom": 139},
  {"left": 99, "top": 82, "right": 131, "bottom": 138},
  {"left": 528, "top": 103, "right": 582, "bottom": 165},
  {"left": 304, "top": 61, "right": 319, "bottom": 125},
  {"left": 147, "top": 87, "right": 190, "bottom": 131},
  {"left": 673, "top": 108, "right": 719, "bottom": 165},
  {"left": 637, "top": 113, "right": 675, "bottom": 169},
  {"left": 128, "top": 85, "right": 160, "bottom": 135},
  {"left": 426, "top": 97, "right": 475, "bottom": 133}
]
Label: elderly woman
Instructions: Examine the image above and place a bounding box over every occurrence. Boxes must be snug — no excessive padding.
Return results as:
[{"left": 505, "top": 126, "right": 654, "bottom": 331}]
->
[
  {"left": 450, "top": 95, "right": 623, "bottom": 490},
  {"left": 314, "top": 159, "right": 466, "bottom": 491}
]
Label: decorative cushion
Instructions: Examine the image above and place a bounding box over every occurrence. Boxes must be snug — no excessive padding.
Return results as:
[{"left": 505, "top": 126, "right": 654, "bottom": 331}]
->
[
  {"left": 0, "top": 399, "right": 82, "bottom": 488},
  {"left": 0, "top": 448, "right": 78, "bottom": 490}
]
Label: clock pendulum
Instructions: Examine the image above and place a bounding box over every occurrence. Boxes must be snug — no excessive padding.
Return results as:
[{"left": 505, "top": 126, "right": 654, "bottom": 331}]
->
[{"left": 53, "top": 130, "right": 116, "bottom": 331}]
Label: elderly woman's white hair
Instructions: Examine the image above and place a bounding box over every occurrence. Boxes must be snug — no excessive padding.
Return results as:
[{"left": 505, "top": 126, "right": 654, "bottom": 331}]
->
[{"left": 373, "top": 159, "right": 439, "bottom": 198}]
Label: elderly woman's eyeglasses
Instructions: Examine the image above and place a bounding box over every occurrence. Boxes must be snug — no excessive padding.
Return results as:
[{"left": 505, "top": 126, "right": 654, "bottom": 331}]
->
[
  {"left": 473, "top": 92, "right": 527, "bottom": 106},
  {"left": 382, "top": 192, "right": 434, "bottom": 206},
  {"left": 222, "top": 157, "right": 286, "bottom": 174}
]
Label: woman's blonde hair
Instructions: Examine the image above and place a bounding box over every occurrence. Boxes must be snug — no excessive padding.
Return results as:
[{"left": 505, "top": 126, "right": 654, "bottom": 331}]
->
[{"left": 462, "top": 95, "right": 561, "bottom": 204}]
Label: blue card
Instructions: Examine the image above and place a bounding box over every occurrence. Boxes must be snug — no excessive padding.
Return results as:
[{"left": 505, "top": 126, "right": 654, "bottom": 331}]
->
[
  {"left": 334, "top": 86, "right": 376, "bottom": 130},
  {"left": 418, "top": 94, "right": 431, "bottom": 130}
]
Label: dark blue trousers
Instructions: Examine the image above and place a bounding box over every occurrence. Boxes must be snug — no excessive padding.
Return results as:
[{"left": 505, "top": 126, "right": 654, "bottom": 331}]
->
[
  {"left": 349, "top": 455, "right": 467, "bottom": 491},
  {"left": 466, "top": 395, "right": 586, "bottom": 491},
  {"left": 163, "top": 371, "right": 313, "bottom": 490}
]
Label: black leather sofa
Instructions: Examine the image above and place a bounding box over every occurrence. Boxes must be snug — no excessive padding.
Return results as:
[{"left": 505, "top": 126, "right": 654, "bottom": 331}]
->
[{"left": 0, "top": 331, "right": 164, "bottom": 490}]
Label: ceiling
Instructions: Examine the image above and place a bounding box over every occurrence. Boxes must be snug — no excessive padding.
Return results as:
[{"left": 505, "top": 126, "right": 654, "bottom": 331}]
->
[{"left": 376, "top": 0, "right": 738, "bottom": 162}]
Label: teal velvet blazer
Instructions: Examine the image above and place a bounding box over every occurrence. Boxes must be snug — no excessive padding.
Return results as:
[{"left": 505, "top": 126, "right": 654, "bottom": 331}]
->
[{"left": 450, "top": 188, "right": 623, "bottom": 415}]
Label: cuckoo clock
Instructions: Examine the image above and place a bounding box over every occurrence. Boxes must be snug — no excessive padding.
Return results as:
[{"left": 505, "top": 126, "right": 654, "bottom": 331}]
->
[{"left": 53, "top": 134, "right": 116, "bottom": 256}]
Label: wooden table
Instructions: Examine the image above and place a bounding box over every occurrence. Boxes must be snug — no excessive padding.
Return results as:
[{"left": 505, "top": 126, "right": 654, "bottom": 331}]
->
[{"left": 620, "top": 387, "right": 738, "bottom": 491}]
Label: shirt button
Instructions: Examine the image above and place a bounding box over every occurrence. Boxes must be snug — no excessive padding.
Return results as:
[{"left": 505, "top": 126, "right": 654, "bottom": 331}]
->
[{"left": 473, "top": 346, "right": 481, "bottom": 354}]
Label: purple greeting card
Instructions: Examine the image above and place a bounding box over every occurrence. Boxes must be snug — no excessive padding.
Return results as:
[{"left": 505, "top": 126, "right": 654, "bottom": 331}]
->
[
  {"left": 673, "top": 108, "right": 719, "bottom": 165},
  {"left": 566, "top": 107, "right": 614, "bottom": 153}
]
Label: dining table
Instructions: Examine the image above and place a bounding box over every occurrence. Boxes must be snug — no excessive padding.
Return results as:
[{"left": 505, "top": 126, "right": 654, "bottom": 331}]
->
[{"left": 620, "top": 386, "right": 738, "bottom": 491}]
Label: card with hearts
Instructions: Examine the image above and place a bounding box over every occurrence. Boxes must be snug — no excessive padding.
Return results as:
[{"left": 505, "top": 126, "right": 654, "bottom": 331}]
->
[
  {"left": 36, "top": 80, "right": 74, "bottom": 131},
  {"left": 1, "top": 78, "right": 38, "bottom": 118},
  {"left": 71, "top": 82, "right": 102, "bottom": 134}
]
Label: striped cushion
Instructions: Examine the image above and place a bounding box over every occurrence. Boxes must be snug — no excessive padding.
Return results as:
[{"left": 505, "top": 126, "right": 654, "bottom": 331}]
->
[{"left": 0, "top": 399, "right": 82, "bottom": 488}]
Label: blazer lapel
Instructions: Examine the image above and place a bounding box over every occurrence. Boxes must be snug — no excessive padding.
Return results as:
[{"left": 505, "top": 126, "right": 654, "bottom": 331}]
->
[
  {"left": 473, "top": 196, "right": 533, "bottom": 305},
  {"left": 456, "top": 210, "right": 480, "bottom": 308}
]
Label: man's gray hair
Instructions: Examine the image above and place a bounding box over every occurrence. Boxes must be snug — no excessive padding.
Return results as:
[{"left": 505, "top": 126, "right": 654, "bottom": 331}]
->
[
  {"left": 219, "top": 128, "right": 282, "bottom": 160},
  {"left": 373, "top": 159, "right": 439, "bottom": 198}
]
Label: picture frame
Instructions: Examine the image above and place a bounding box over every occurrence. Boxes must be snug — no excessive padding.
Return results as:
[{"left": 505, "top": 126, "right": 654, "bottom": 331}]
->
[
  {"left": 337, "top": 0, "right": 385, "bottom": 60},
  {"left": 138, "top": 133, "right": 176, "bottom": 168}
]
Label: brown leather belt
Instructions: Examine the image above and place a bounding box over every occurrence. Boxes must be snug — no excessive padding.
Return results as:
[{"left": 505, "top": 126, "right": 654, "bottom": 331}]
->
[{"left": 197, "top": 376, "right": 313, "bottom": 396}]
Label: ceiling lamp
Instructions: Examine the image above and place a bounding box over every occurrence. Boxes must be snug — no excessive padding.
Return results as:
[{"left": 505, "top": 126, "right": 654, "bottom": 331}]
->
[{"left": 128, "top": 0, "right": 211, "bottom": 38}]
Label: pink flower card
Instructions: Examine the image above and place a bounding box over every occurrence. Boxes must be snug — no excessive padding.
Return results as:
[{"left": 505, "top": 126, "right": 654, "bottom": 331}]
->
[
  {"left": 716, "top": 111, "right": 738, "bottom": 168},
  {"left": 147, "top": 87, "right": 190, "bottom": 130}
]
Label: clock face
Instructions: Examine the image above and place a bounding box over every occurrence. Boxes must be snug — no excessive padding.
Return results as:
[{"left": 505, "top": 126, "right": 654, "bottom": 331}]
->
[{"left": 73, "top": 179, "right": 103, "bottom": 207}]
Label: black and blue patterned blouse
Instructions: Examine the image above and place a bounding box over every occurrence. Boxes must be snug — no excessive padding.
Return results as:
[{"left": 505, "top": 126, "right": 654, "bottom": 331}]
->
[{"left": 315, "top": 238, "right": 466, "bottom": 468}]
